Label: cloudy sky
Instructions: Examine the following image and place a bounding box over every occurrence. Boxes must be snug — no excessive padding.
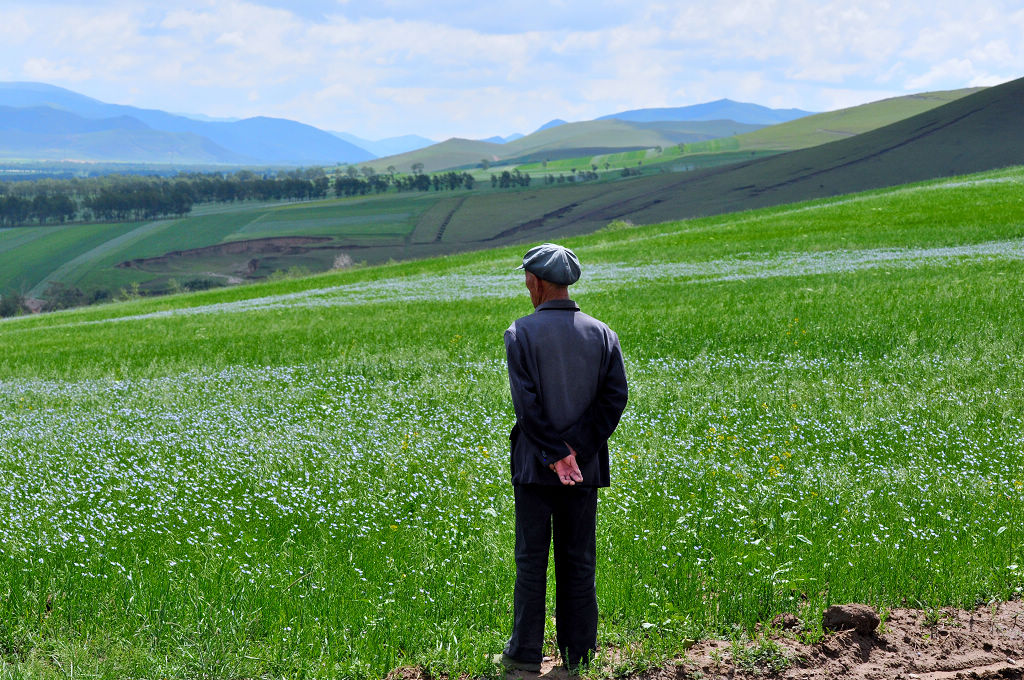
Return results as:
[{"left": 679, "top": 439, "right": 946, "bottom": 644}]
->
[{"left": 1, "top": 0, "right": 1021, "bottom": 141}]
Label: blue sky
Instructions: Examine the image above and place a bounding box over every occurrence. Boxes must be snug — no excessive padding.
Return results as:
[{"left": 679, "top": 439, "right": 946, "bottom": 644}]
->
[{"left": 0, "top": 0, "right": 1020, "bottom": 140}]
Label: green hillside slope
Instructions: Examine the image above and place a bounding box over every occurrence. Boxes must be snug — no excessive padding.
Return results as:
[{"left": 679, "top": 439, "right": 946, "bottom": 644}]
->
[
  {"left": 365, "top": 138, "right": 505, "bottom": 173},
  {"left": 368, "top": 120, "right": 764, "bottom": 173},
  {"left": 499, "top": 119, "right": 762, "bottom": 156},
  {"left": 687, "top": 87, "right": 982, "bottom": 152},
  {"left": 1, "top": 167, "right": 1023, "bottom": 679},
  {"left": 511, "top": 87, "right": 983, "bottom": 178},
  {"left": 368, "top": 88, "right": 981, "bottom": 175},
  {"left": 2, "top": 79, "right": 1018, "bottom": 305}
]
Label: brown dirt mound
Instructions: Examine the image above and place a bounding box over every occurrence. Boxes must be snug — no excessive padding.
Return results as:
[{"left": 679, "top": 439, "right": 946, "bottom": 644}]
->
[
  {"left": 390, "top": 602, "right": 1024, "bottom": 680},
  {"left": 668, "top": 601, "right": 1024, "bottom": 680}
]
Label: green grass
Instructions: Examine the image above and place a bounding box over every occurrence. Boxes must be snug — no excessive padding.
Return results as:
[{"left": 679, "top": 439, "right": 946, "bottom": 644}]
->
[
  {"left": 1, "top": 167, "right": 1023, "bottom": 678},
  {"left": 514, "top": 88, "right": 981, "bottom": 179},
  {"left": 687, "top": 87, "right": 981, "bottom": 153},
  {"left": 0, "top": 220, "right": 136, "bottom": 293},
  {"left": 0, "top": 194, "right": 448, "bottom": 295}
]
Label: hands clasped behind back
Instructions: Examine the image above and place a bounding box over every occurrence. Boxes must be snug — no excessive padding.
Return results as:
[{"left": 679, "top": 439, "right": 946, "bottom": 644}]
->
[{"left": 549, "top": 444, "right": 584, "bottom": 486}]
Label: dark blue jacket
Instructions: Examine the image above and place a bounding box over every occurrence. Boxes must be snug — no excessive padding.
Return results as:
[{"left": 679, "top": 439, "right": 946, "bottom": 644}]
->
[{"left": 504, "top": 299, "right": 628, "bottom": 486}]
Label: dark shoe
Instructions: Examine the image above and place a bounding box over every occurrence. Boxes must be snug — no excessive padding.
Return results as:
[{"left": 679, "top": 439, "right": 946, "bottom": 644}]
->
[
  {"left": 563, "top": 659, "right": 587, "bottom": 677},
  {"left": 493, "top": 653, "right": 541, "bottom": 673}
]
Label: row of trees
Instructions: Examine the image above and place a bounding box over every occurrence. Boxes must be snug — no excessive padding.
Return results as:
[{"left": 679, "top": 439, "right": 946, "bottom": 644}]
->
[
  {"left": 333, "top": 171, "right": 476, "bottom": 197},
  {"left": 542, "top": 171, "right": 601, "bottom": 185},
  {"left": 0, "top": 177, "right": 197, "bottom": 227},
  {"left": 2, "top": 159, "right": 633, "bottom": 229},
  {"left": 0, "top": 163, "right": 599, "bottom": 227},
  {"left": 0, "top": 165, "right": 496, "bottom": 227},
  {"left": 0, "top": 193, "right": 77, "bottom": 227},
  {"left": 490, "top": 169, "right": 532, "bottom": 189},
  {"left": 83, "top": 182, "right": 195, "bottom": 221}
]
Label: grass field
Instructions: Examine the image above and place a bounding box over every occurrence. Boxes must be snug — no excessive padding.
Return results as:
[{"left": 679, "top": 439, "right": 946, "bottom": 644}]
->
[
  {"left": 684, "top": 87, "right": 981, "bottom": 154},
  {"left": 506, "top": 88, "right": 981, "bottom": 179},
  {"left": 0, "top": 193, "right": 447, "bottom": 297},
  {"left": 1, "top": 166, "right": 1023, "bottom": 679}
]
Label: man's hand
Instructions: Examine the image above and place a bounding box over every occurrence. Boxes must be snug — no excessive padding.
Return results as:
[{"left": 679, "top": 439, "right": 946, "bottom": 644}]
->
[{"left": 549, "top": 444, "right": 584, "bottom": 486}]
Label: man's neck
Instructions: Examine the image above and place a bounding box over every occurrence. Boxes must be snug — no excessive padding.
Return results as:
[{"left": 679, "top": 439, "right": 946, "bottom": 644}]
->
[{"left": 533, "top": 287, "right": 570, "bottom": 308}]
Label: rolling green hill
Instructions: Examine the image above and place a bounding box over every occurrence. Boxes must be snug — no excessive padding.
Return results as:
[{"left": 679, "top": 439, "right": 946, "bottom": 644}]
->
[
  {"left": 363, "top": 138, "right": 505, "bottom": 173},
  {"left": 684, "top": 86, "right": 983, "bottom": 153},
  {"left": 1, "top": 165, "right": 1023, "bottom": 678},
  {"left": 367, "top": 119, "right": 764, "bottom": 173},
  {"left": 366, "top": 88, "right": 983, "bottom": 176},
  {"left": 2, "top": 78, "right": 1020, "bottom": 305},
  {"left": 509, "top": 87, "right": 984, "bottom": 177},
  {"left": 498, "top": 119, "right": 762, "bottom": 157}
]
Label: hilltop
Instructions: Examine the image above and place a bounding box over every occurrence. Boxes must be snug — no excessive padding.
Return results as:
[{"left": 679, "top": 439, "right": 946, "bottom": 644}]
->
[
  {"left": 368, "top": 119, "right": 765, "bottom": 173},
  {"left": 597, "top": 97, "right": 814, "bottom": 124},
  {"left": 684, "top": 87, "right": 983, "bottom": 153},
  {"left": 364, "top": 87, "right": 983, "bottom": 175}
]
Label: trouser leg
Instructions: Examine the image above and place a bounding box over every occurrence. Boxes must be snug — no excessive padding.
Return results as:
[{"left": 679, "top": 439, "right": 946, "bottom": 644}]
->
[
  {"left": 505, "top": 484, "right": 553, "bottom": 663},
  {"left": 552, "top": 486, "right": 598, "bottom": 668}
]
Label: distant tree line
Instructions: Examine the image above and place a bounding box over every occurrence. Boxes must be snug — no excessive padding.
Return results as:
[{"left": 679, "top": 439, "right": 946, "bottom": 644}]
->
[
  {"left": 490, "top": 169, "right": 532, "bottom": 189},
  {"left": 333, "top": 170, "right": 475, "bottom": 197},
  {"left": 0, "top": 176, "right": 197, "bottom": 227},
  {"left": 0, "top": 166, "right": 492, "bottom": 228},
  {"left": 542, "top": 170, "right": 601, "bottom": 185}
]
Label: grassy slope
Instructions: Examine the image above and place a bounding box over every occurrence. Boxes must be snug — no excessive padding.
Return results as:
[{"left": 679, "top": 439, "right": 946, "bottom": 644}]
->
[
  {"left": 368, "top": 88, "right": 981, "bottom": 177},
  {"left": 0, "top": 220, "right": 136, "bottom": 293},
  {"left": 0, "top": 194, "right": 443, "bottom": 294},
  {"left": 531, "top": 76, "right": 1024, "bottom": 233},
  {"left": 1, "top": 167, "right": 1022, "bottom": 679},
  {"left": 509, "top": 87, "right": 982, "bottom": 177},
  {"left": 368, "top": 120, "right": 766, "bottom": 173},
  {"left": 1, "top": 81, "right": 1017, "bottom": 302},
  {"left": 364, "top": 138, "right": 506, "bottom": 173},
  {"left": 499, "top": 119, "right": 763, "bottom": 156},
  {"left": 701, "top": 87, "right": 983, "bottom": 152}
]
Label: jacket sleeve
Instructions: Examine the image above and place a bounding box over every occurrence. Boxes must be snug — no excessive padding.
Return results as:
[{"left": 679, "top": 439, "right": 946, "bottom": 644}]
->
[
  {"left": 505, "top": 327, "right": 573, "bottom": 467},
  {"left": 558, "top": 332, "right": 628, "bottom": 460}
]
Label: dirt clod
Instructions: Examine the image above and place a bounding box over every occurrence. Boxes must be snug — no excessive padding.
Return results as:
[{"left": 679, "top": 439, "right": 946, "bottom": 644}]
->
[
  {"left": 672, "top": 601, "right": 1024, "bottom": 680},
  {"left": 772, "top": 612, "right": 802, "bottom": 631},
  {"left": 823, "top": 603, "right": 881, "bottom": 635}
]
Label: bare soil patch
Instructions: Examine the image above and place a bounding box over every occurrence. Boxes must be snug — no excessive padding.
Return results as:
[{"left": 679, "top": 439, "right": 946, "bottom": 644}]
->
[
  {"left": 660, "top": 601, "right": 1024, "bottom": 680},
  {"left": 388, "top": 602, "right": 1024, "bottom": 680},
  {"left": 115, "top": 236, "right": 332, "bottom": 270}
]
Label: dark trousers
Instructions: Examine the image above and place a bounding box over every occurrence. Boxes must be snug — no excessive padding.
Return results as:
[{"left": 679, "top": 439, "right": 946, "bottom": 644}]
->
[{"left": 505, "top": 484, "right": 598, "bottom": 668}]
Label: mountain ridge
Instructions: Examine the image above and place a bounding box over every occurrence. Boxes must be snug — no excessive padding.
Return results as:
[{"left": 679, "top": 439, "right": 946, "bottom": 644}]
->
[
  {"left": 0, "top": 82, "right": 374, "bottom": 165},
  {"left": 597, "top": 98, "right": 815, "bottom": 124}
]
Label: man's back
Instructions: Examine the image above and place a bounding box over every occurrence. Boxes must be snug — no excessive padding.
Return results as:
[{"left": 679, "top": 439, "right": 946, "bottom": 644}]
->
[{"left": 505, "top": 299, "right": 627, "bottom": 486}]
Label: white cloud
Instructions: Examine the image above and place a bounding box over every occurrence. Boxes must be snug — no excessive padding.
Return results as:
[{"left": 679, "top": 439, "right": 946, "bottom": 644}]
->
[
  {"left": 22, "top": 57, "right": 93, "bottom": 82},
  {"left": 0, "top": 0, "right": 1022, "bottom": 139}
]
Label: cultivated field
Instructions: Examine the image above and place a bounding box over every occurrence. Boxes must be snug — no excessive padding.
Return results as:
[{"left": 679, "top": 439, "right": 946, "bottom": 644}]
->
[{"left": 1, "top": 167, "right": 1023, "bottom": 678}]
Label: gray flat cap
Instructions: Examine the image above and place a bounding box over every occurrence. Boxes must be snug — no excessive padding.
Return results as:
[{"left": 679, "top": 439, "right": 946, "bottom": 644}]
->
[{"left": 515, "top": 243, "right": 581, "bottom": 285}]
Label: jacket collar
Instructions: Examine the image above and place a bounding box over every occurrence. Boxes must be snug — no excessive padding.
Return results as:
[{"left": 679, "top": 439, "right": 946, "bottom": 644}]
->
[{"left": 535, "top": 299, "right": 580, "bottom": 312}]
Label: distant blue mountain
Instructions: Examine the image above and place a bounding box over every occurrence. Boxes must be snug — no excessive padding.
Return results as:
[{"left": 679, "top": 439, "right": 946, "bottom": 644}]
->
[
  {"left": 479, "top": 133, "right": 524, "bottom": 144},
  {"left": 331, "top": 132, "right": 435, "bottom": 158},
  {"left": 0, "top": 82, "right": 374, "bottom": 165},
  {"left": 0, "top": 105, "right": 251, "bottom": 163},
  {"left": 597, "top": 99, "right": 815, "bottom": 125},
  {"left": 534, "top": 119, "right": 568, "bottom": 133},
  {"left": 0, "top": 105, "right": 149, "bottom": 134}
]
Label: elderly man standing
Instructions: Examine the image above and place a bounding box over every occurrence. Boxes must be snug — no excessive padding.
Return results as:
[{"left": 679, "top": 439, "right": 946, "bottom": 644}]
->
[{"left": 499, "top": 243, "right": 629, "bottom": 674}]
